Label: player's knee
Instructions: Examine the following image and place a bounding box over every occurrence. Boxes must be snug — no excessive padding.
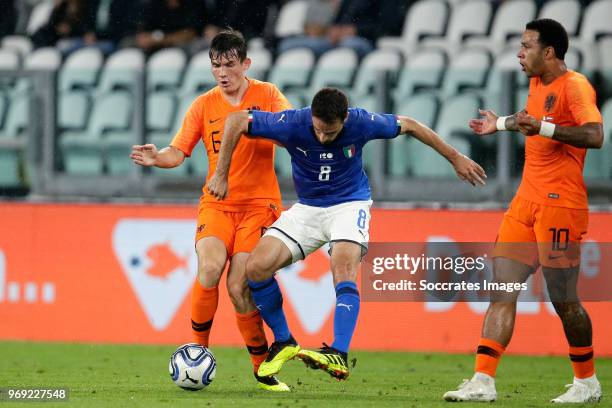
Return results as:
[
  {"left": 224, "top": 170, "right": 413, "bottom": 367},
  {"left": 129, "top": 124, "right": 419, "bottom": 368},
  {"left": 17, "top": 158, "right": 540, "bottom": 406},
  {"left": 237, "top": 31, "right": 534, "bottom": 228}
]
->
[
  {"left": 331, "top": 260, "right": 358, "bottom": 284},
  {"left": 551, "top": 301, "right": 581, "bottom": 319},
  {"left": 245, "top": 254, "right": 273, "bottom": 282},
  {"left": 226, "top": 280, "right": 248, "bottom": 306},
  {"left": 197, "top": 259, "right": 225, "bottom": 287}
]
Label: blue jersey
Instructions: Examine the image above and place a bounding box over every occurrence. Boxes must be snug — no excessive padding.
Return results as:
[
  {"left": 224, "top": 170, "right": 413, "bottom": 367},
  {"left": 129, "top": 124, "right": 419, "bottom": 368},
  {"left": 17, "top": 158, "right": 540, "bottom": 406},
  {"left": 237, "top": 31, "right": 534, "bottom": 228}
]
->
[{"left": 248, "top": 107, "right": 400, "bottom": 207}]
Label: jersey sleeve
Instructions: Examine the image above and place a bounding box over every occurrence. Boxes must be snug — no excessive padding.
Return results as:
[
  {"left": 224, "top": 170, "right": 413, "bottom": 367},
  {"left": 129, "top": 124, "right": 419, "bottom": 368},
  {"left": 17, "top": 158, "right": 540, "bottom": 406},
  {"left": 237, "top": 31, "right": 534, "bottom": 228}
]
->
[
  {"left": 566, "top": 77, "right": 602, "bottom": 125},
  {"left": 359, "top": 109, "right": 400, "bottom": 140},
  {"left": 270, "top": 84, "right": 292, "bottom": 112},
  {"left": 170, "top": 97, "right": 204, "bottom": 157},
  {"left": 247, "top": 110, "right": 293, "bottom": 146}
]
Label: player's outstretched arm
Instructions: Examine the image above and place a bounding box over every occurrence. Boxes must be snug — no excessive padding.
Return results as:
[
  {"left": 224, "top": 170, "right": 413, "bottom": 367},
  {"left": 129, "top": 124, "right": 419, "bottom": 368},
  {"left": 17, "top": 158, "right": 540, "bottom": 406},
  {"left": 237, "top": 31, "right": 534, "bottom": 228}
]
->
[
  {"left": 130, "top": 144, "right": 185, "bottom": 168},
  {"left": 205, "top": 110, "right": 250, "bottom": 200},
  {"left": 398, "top": 115, "right": 487, "bottom": 186},
  {"left": 469, "top": 109, "right": 522, "bottom": 135},
  {"left": 515, "top": 111, "right": 603, "bottom": 148}
]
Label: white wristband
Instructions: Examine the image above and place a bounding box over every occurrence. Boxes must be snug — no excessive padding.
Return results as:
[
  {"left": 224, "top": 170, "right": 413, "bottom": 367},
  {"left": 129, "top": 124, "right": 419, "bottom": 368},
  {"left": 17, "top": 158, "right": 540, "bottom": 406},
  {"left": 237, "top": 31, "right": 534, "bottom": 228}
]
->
[
  {"left": 539, "top": 121, "right": 555, "bottom": 138},
  {"left": 496, "top": 116, "right": 509, "bottom": 131}
]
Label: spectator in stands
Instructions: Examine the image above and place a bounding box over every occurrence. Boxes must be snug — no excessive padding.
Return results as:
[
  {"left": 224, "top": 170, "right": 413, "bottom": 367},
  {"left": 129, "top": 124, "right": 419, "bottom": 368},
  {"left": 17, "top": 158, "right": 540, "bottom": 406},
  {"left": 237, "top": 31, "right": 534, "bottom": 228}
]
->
[
  {"left": 124, "top": 0, "right": 202, "bottom": 54},
  {"left": 79, "top": 0, "right": 142, "bottom": 55},
  {"left": 278, "top": 0, "right": 407, "bottom": 57},
  {"left": 0, "top": 0, "right": 17, "bottom": 39},
  {"left": 190, "top": 0, "right": 273, "bottom": 53},
  {"left": 31, "top": 0, "right": 94, "bottom": 51},
  {"left": 35, "top": 0, "right": 143, "bottom": 55}
]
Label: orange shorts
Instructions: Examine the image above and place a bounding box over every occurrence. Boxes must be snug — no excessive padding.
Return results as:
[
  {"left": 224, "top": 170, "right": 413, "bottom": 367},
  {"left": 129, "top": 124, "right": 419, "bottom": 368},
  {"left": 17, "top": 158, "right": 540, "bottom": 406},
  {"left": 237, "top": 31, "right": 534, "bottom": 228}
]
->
[
  {"left": 195, "top": 202, "right": 281, "bottom": 257},
  {"left": 493, "top": 196, "right": 588, "bottom": 268}
]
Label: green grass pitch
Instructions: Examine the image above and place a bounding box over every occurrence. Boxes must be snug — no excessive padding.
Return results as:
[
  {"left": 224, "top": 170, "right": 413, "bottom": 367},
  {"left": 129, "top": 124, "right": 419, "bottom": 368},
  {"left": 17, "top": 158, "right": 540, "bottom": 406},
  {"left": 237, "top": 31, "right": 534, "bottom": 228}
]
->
[{"left": 0, "top": 342, "right": 609, "bottom": 407}]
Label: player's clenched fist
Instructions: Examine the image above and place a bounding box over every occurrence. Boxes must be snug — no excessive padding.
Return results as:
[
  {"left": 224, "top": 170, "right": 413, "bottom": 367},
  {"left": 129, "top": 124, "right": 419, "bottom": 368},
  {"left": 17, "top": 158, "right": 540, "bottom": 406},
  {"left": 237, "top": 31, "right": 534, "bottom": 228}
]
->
[
  {"left": 130, "top": 144, "right": 158, "bottom": 166},
  {"left": 205, "top": 172, "right": 228, "bottom": 200}
]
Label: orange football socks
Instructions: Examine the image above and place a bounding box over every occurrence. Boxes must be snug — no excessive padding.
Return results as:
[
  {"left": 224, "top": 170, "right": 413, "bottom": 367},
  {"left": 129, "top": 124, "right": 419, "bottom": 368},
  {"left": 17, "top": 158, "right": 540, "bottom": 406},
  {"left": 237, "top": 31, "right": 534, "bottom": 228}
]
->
[
  {"left": 475, "top": 338, "right": 506, "bottom": 377},
  {"left": 236, "top": 310, "right": 269, "bottom": 372},
  {"left": 191, "top": 282, "right": 219, "bottom": 347}
]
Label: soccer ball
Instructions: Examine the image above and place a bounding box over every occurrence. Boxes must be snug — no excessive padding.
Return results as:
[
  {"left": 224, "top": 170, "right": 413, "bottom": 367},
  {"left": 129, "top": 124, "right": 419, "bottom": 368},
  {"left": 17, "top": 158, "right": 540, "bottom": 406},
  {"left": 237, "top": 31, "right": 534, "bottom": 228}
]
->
[{"left": 169, "top": 343, "right": 216, "bottom": 390}]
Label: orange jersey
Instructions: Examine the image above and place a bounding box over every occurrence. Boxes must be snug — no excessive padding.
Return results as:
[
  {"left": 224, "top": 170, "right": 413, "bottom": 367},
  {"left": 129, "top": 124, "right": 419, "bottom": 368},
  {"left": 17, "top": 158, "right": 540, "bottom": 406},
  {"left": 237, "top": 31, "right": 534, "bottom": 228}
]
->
[
  {"left": 517, "top": 70, "right": 602, "bottom": 209},
  {"left": 170, "top": 79, "right": 291, "bottom": 209}
]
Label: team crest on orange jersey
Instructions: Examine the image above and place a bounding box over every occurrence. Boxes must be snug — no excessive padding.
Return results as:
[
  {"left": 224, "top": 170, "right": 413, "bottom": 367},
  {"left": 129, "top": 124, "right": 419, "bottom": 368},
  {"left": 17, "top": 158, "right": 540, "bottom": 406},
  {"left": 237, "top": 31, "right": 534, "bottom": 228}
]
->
[{"left": 544, "top": 93, "right": 557, "bottom": 112}]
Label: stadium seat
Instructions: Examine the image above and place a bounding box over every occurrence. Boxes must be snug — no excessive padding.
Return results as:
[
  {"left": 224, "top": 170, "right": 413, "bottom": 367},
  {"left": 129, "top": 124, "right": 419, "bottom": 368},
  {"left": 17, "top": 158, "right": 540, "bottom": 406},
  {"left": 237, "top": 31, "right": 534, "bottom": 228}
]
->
[
  {"left": 104, "top": 131, "right": 136, "bottom": 175},
  {"left": 274, "top": 0, "right": 308, "bottom": 38},
  {"left": 376, "top": 0, "right": 449, "bottom": 56},
  {"left": 60, "top": 91, "right": 132, "bottom": 175},
  {"left": 1, "top": 36, "right": 33, "bottom": 57},
  {"left": 284, "top": 91, "right": 306, "bottom": 109},
  {"left": 179, "top": 50, "right": 216, "bottom": 96},
  {"left": 0, "top": 93, "right": 29, "bottom": 139},
  {"left": 351, "top": 49, "right": 402, "bottom": 104},
  {"left": 0, "top": 94, "right": 30, "bottom": 186},
  {"left": 97, "top": 48, "right": 144, "bottom": 93},
  {"left": 485, "top": 48, "right": 524, "bottom": 111},
  {"left": 465, "top": 0, "right": 537, "bottom": 54},
  {"left": 598, "top": 38, "right": 612, "bottom": 97},
  {"left": 442, "top": 47, "right": 491, "bottom": 96},
  {"left": 26, "top": 0, "right": 54, "bottom": 35},
  {"left": 538, "top": 0, "right": 581, "bottom": 37},
  {"left": 390, "top": 94, "right": 439, "bottom": 176},
  {"left": 411, "top": 136, "right": 471, "bottom": 178},
  {"left": 577, "top": 0, "right": 612, "bottom": 44},
  {"left": 147, "top": 91, "right": 176, "bottom": 134},
  {"left": 147, "top": 48, "right": 187, "bottom": 92},
  {"left": 146, "top": 92, "right": 195, "bottom": 177},
  {"left": 58, "top": 91, "right": 90, "bottom": 131},
  {"left": 584, "top": 98, "right": 612, "bottom": 179},
  {"left": 190, "top": 139, "right": 210, "bottom": 177},
  {"left": 58, "top": 47, "right": 104, "bottom": 91},
  {"left": 169, "top": 92, "right": 199, "bottom": 135},
  {"left": 351, "top": 96, "right": 385, "bottom": 175},
  {"left": 248, "top": 48, "right": 272, "bottom": 81},
  {"left": 564, "top": 47, "right": 582, "bottom": 71},
  {"left": 421, "top": 0, "right": 492, "bottom": 55},
  {"left": 393, "top": 48, "right": 447, "bottom": 106},
  {"left": 0, "top": 49, "right": 20, "bottom": 70},
  {"left": 436, "top": 93, "right": 481, "bottom": 142},
  {"left": 11, "top": 47, "right": 61, "bottom": 96},
  {"left": 23, "top": 47, "right": 62, "bottom": 70},
  {"left": 105, "top": 90, "right": 177, "bottom": 176},
  {"left": 107, "top": 90, "right": 177, "bottom": 175},
  {"left": 0, "top": 92, "right": 7, "bottom": 128},
  {"left": 274, "top": 146, "right": 292, "bottom": 178},
  {"left": 267, "top": 48, "right": 315, "bottom": 92}
]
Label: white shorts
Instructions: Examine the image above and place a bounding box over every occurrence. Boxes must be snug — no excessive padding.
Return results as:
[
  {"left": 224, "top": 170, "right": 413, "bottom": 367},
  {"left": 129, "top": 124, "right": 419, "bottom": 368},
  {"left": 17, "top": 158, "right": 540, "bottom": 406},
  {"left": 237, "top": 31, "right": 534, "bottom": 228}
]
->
[{"left": 264, "top": 200, "right": 372, "bottom": 263}]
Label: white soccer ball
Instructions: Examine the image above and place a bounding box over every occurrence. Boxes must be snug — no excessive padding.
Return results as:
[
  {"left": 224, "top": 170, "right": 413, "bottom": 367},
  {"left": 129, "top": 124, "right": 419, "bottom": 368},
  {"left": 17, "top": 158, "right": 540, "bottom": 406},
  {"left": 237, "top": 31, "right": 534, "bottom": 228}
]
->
[{"left": 169, "top": 343, "right": 216, "bottom": 390}]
